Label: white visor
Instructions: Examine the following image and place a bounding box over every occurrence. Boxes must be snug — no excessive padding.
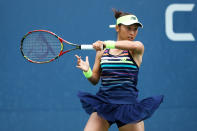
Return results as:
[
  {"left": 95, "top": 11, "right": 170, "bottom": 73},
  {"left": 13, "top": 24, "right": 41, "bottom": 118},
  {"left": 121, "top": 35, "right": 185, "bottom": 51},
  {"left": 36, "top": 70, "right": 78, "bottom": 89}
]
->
[{"left": 116, "top": 15, "right": 143, "bottom": 28}]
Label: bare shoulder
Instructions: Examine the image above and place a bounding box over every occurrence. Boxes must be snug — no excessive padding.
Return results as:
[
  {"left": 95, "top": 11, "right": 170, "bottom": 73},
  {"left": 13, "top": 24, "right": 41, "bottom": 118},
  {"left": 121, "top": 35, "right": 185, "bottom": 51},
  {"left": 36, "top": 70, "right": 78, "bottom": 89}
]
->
[{"left": 129, "top": 41, "right": 144, "bottom": 67}]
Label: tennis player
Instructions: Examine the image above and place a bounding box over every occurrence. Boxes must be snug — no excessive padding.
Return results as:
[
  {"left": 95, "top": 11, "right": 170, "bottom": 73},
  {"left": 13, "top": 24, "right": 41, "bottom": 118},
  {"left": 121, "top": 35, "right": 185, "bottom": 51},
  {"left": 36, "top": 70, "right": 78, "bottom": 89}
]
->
[{"left": 75, "top": 9, "right": 164, "bottom": 131}]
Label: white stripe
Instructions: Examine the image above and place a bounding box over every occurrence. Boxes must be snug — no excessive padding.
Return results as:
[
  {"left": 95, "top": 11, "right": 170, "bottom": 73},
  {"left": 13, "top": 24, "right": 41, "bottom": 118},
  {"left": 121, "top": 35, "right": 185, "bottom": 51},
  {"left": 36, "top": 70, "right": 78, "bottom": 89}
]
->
[
  {"left": 100, "top": 60, "right": 133, "bottom": 64},
  {"left": 101, "top": 57, "right": 130, "bottom": 60}
]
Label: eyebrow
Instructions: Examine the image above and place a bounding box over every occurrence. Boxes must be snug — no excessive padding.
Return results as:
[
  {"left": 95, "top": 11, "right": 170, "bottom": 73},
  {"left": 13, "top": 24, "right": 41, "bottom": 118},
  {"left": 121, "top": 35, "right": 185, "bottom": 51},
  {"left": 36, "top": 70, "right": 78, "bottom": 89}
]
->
[
  {"left": 126, "top": 24, "right": 138, "bottom": 27},
  {"left": 126, "top": 26, "right": 138, "bottom": 29}
]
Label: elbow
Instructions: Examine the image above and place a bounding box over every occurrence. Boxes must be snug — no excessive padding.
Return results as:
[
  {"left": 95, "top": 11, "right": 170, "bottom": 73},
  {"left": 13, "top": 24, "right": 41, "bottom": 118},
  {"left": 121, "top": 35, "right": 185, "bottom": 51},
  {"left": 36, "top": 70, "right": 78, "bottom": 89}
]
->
[
  {"left": 92, "top": 82, "right": 98, "bottom": 86},
  {"left": 132, "top": 41, "right": 144, "bottom": 53},
  {"left": 91, "top": 80, "right": 99, "bottom": 85},
  {"left": 89, "top": 73, "right": 100, "bottom": 85}
]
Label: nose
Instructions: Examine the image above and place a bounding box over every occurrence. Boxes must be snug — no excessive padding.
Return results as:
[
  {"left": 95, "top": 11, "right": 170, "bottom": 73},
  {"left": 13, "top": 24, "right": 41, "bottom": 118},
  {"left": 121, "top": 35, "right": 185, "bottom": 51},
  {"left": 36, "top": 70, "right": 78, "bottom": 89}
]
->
[{"left": 129, "top": 30, "right": 135, "bottom": 36}]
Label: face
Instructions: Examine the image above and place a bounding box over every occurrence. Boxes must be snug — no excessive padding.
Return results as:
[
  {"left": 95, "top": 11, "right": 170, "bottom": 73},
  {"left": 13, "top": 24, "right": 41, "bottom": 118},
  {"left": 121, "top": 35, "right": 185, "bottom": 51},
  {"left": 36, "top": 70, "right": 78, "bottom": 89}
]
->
[{"left": 116, "top": 24, "right": 139, "bottom": 41}]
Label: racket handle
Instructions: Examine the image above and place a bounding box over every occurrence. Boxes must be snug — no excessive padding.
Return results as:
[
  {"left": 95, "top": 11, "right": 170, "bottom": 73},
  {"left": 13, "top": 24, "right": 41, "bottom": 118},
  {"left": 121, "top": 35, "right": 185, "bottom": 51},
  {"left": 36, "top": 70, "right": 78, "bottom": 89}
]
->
[{"left": 80, "top": 45, "right": 94, "bottom": 50}]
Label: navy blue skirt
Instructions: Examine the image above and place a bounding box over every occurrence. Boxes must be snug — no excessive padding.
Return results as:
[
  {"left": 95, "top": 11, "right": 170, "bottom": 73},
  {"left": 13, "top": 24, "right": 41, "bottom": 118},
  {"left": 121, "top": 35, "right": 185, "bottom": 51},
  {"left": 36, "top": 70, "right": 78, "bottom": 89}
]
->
[{"left": 78, "top": 91, "right": 164, "bottom": 124}]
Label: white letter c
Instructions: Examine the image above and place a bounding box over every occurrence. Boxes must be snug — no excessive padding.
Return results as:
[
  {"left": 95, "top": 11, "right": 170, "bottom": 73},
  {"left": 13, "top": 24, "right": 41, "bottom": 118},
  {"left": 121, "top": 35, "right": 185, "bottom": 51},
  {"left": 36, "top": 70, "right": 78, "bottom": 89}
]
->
[{"left": 165, "top": 4, "right": 195, "bottom": 41}]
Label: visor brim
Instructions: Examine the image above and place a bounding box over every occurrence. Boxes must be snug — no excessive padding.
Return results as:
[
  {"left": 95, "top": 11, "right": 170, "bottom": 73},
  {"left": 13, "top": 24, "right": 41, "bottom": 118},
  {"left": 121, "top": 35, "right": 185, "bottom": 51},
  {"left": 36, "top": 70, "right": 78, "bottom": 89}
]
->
[{"left": 120, "top": 22, "right": 143, "bottom": 28}]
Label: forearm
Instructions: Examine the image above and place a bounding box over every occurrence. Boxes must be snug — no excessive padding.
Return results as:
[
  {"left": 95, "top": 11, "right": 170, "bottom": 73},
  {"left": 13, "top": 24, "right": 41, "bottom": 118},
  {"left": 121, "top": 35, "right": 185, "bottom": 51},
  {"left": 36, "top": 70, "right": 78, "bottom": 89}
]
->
[
  {"left": 115, "top": 40, "right": 139, "bottom": 50},
  {"left": 87, "top": 71, "right": 100, "bottom": 85},
  {"left": 104, "top": 40, "right": 143, "bottom": 53},
  {"left": 85, "top": 50, "right": 103, "bottom": 85}
]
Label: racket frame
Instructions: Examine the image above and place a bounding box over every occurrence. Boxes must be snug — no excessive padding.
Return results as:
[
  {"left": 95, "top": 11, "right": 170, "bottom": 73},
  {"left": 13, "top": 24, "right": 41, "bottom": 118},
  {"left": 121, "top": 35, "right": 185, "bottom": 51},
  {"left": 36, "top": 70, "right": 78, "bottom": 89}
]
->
[{"left": 21, "top": 30, "right": 81, "bottom": 64}]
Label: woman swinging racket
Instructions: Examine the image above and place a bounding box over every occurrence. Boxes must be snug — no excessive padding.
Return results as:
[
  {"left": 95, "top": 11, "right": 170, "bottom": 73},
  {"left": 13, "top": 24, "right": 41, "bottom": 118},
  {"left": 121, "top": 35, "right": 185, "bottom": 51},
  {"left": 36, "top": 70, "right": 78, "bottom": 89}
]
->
[{"left": 75, "top": 9, "right": 164, "bottom": 131}]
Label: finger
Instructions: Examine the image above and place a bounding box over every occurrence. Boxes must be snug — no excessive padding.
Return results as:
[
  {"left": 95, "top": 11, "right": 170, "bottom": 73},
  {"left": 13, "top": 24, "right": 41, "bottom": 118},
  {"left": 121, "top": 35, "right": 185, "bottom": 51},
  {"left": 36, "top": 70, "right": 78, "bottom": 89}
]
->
[
  {"left": 76, "top": 66, "right": 85, "bottom": 71},
  {"left": 75, "top": 54, "right": 79, "bottom": 58},
  {"left": 75, "top": 55, "right": 80, "bottom": 59},
  {"left": 85, "top": 56, "right": 89, "bottom": 63},
  {"left": 92, "top": 43, "right": 97, "bottom": 49},
  {"left": 100, "top": 43, "right": 104, "bottom": 50},
  {"left": 75, "top": 55, "right": 82, "bottom": 62},
  {"left": 76, "top": 66, "right": 82, "bottom": 70},
  {"left": 75, "top": 56, "right": 81, "bottom": 66},
  {"left": 76, "top": 65, "right": 81, "bottom": 68}
]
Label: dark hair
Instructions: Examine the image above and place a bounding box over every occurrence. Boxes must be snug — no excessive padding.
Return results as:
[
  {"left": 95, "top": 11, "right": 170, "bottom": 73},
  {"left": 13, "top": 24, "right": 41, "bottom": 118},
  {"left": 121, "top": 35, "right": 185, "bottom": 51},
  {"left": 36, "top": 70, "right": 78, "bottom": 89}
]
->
[{"left": 112, "top": 8, "right": 132, "bottom": 19}]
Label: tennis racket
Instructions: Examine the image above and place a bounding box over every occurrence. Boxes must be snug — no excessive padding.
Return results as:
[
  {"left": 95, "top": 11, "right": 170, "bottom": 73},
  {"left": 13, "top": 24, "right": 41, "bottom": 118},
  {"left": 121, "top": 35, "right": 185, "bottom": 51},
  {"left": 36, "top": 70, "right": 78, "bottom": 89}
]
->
[{"left": 20, "top": 30, "right": 94, "bottom": 64}]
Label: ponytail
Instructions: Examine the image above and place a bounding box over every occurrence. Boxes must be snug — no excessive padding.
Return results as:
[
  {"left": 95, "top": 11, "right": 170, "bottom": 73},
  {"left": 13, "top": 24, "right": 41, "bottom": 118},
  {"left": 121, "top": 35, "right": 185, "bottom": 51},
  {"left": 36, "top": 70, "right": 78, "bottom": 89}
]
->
[{"left": 112, "top": 8, "right": 132, "bottom": 19}]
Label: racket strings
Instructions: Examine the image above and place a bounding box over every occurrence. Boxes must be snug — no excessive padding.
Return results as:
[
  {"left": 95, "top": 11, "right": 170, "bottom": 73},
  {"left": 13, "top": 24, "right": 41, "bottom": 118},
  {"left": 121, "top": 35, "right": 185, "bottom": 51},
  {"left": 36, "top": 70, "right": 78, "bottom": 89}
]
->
[{"left": 22, "top": 32, "right": 62, "bottom": 62}]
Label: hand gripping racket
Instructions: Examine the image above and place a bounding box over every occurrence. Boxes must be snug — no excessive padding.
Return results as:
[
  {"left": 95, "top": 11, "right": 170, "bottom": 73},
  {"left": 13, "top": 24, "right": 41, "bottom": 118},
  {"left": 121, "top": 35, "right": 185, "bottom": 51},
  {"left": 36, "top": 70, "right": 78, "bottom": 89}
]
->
[{"left": 20, "top": 30, "right": 93, "bottom": 64}]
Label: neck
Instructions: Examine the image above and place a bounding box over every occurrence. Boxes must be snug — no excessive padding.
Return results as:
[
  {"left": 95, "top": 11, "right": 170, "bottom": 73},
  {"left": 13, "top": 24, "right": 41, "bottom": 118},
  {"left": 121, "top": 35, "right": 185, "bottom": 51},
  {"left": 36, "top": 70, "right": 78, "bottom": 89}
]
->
[{"left": 117, "top": 34, "right": 121, "bottom": 41}]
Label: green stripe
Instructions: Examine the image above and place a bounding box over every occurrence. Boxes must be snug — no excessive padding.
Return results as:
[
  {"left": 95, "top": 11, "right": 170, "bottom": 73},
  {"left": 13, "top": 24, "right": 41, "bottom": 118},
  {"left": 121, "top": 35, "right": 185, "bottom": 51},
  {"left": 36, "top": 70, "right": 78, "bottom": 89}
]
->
[{"left": 101, "top": 64, "right": 137, "bottom": 69}]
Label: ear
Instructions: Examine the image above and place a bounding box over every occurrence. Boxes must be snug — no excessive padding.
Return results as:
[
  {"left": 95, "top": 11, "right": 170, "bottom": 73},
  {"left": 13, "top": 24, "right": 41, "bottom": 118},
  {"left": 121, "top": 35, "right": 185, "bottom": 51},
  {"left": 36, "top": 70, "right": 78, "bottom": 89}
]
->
[{"left": 115, "top": 25, "right": 120, "bottom": 32}]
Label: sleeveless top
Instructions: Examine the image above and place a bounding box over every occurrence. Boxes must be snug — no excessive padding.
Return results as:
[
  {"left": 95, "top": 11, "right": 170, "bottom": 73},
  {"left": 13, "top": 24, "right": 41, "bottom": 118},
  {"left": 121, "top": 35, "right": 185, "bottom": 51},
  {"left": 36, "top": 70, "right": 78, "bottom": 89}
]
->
[
  {"left": 96, "top": 49, "right": 140, "bottom": 104},
  {"left": 78, "top": 49, "right": 164, "bottom": 123}
]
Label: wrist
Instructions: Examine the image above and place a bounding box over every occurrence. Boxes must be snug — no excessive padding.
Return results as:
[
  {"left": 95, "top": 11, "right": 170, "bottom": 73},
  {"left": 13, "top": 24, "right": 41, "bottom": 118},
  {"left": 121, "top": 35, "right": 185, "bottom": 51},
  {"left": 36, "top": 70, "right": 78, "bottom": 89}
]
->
[{"left": 83, "top": 67, "right": 92, "bottom": 78}]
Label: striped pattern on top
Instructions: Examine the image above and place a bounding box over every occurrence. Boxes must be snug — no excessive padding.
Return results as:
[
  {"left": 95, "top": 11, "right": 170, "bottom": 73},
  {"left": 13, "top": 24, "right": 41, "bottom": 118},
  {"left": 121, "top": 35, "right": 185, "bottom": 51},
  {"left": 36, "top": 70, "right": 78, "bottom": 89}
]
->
[{"left": 100, "top": 49, "right": 139, "bottom": 92}]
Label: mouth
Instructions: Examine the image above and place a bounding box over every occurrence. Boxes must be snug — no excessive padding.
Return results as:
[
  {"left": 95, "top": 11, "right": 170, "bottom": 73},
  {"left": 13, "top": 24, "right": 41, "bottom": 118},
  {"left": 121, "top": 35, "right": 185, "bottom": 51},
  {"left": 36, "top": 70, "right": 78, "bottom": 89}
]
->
[{"left": 128, "top": 36, "right": 134, "bottom": 41}]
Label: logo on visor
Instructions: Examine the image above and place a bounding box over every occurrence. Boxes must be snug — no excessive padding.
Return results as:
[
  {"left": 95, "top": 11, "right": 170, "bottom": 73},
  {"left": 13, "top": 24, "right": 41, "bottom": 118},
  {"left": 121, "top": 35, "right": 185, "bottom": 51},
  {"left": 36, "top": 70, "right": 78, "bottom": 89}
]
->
[{"left": 131, "top": 16, "right": 137, "bottom": 20}]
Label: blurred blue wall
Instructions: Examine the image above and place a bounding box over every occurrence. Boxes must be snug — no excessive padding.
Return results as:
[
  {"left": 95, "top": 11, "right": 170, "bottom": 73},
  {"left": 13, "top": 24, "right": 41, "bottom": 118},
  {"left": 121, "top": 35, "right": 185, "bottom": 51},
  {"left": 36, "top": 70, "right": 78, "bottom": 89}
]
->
[{"left": 0, "top": 0, "right": 197, "bottom": 130}]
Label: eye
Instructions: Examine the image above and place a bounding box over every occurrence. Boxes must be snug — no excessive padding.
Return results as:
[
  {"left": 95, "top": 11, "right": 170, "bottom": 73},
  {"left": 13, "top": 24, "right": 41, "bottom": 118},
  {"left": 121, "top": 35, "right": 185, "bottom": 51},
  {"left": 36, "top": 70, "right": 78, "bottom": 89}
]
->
[
  {"left": 127, "top": 26, "right": 131, "bottom": 30},
  {"left": 134, "top": 28, "right": 138, "bottom": 31}
]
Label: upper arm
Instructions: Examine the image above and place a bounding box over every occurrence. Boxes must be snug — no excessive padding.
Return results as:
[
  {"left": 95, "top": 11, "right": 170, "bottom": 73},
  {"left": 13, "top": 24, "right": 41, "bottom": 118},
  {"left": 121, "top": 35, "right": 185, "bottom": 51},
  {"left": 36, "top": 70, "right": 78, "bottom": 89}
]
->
[
  {"left": 92, "top": 51, "right": 103, "bottom": 74},
  {"left": 129, "top": 41, "right": 144, "bottom": 67}
]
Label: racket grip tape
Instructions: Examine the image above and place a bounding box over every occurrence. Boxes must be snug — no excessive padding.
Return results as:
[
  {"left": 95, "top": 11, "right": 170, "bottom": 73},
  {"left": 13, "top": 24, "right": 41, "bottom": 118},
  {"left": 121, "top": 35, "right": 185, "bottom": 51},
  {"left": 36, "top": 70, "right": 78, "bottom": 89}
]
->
[{"left": 80, "top": 45, "right": 93, "bottom": 50}]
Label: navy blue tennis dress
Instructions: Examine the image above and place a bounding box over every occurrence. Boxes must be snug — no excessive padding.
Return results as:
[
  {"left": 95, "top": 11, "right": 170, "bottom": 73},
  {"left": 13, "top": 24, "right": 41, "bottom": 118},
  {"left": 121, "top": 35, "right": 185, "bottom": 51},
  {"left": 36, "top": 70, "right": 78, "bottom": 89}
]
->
[{"left": 78, "top": 49, "right": 164, "bottom": 127}]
